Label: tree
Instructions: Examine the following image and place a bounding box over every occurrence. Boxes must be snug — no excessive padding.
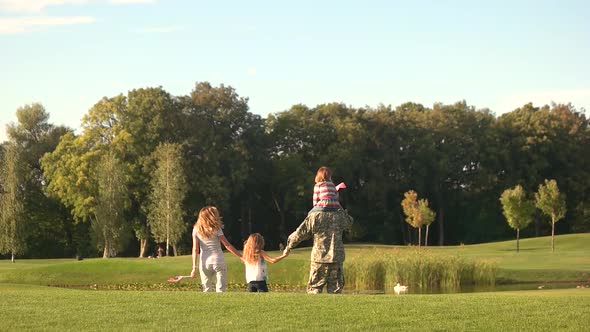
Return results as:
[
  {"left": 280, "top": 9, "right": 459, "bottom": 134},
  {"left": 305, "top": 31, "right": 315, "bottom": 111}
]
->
[
  {"left": 0, "top": 144, "right": 26, "bottom": 262},
  {"left": 7, "top": 103, "right": 75, "bottom": 258},
  {"left": 500, "top": 185, "right": 535, "bottom": 252},
  {"left": 93, "top": 152, "right": 130, "bottom": 258},
  {"left": 418, "top": 199, "right": 436, "bottom": 247},
  {"left": 147, "top": 143, "right": 187, "bottom": 256},
  {"left": 535, "top": 179, "right": 566, "bottom": 252},
  {"left": 401, "top": 190, "right": 422, "bottom": 246}
]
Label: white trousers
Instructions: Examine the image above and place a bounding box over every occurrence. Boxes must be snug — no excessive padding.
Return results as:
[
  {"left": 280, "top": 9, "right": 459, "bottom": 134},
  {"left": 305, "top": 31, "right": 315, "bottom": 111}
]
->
[{"left": 199, "top": 263, "right": 227, "bottom": 292}]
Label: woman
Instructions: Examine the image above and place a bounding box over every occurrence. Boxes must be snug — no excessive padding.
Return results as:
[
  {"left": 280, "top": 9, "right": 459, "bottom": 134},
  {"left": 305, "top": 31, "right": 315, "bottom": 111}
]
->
[{"left": 191, "top": 206, "right": 241, "bottom": 292}]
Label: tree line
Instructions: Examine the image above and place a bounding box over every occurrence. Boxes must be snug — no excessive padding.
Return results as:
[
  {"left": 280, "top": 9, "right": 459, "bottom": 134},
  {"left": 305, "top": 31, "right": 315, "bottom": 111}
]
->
[{"left": 1, "top": 82, "right": 589, "bottom": 258}]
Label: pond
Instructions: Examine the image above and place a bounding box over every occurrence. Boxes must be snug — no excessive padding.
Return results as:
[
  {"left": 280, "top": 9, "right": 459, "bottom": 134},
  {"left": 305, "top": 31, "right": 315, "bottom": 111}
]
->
[
  {"left": 49, "top": 281, "right": 589, "bottom": 294},
  {"left": 345, "top": 282, "right": 589, "bottom": 295}
]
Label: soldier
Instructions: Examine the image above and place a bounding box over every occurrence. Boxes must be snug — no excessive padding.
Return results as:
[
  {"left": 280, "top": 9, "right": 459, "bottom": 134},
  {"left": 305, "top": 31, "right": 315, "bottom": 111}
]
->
[{"left": 284, "top": 209, "right": 353, "bottom": 294}]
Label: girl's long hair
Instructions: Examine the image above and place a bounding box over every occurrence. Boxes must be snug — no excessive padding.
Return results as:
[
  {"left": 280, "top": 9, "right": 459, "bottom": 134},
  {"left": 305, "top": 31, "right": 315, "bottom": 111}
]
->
[
  {"left": 194, "top": 206, "right": 223, "bottom": 239},
  {"left": 242, "top": 233, "right": 265, "bottom": 264},
  {"left": 315, "top": 166, "right": 332, "bottom": 183}
]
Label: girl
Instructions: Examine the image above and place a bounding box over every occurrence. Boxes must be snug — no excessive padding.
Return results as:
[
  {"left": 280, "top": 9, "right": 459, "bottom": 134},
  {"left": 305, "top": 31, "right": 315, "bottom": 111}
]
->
[
  {"left": 310, "top": 166, "right": 343, "bottom": 212},
  {"left": 241, "top": 233, "right": 288, "bottom": 292},
  {"left": 190, "top": 206, "right": 241, "bottom": 292}
]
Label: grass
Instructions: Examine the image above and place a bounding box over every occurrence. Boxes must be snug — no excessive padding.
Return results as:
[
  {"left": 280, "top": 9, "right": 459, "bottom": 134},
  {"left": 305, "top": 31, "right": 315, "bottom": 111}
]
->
[
  {"left": 1, "top": 233, "right": 588, "bottom": 289},
  {"left": 1, "top": 234, "right": 589, "bottom": 331},
  {"left": 345, "top": 249, "right": 497, "bottom": 292},
  {"left": 1, "top": 283, "right": 589, "bottom": 331}
]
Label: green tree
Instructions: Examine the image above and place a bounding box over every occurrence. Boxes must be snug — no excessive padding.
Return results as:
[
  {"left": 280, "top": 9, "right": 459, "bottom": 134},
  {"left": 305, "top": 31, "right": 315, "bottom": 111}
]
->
[
  {"left": 401, "top": 190, "right": 423, "bottom": 246},
  {"left": 7, "top": 103, "right": 74, "bottom": 258},
  {"left": 93, "top": 152, "right": 130, "bottom": 258},
  {"left": 418, "top": 199, "right": 436, "bottom": 247},
  {"left": 147, "top": 143, "right": 187, "bottom": 256},
  {"left": 122, "top": 87, "right": 181, "bottom": 256},
  {"left": 0, "top": 144, "right": 26, "bottom": 261},
  {"left": 535, "top": 179, "right": 566, "bottom": 253},
  {"left": 500, "top": 185, "right": 535, "bottom": 252}
]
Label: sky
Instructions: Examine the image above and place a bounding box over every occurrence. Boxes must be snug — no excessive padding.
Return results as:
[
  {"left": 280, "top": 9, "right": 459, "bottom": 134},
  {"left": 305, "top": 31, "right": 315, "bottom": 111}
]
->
[{"left": 1, "top": 0, "right": 589, "bottom": 142}]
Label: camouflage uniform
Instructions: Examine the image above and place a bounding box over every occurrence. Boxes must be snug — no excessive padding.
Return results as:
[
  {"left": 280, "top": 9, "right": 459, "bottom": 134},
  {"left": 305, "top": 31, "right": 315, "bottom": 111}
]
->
[{"left": 286, "top": 209, "right": 353, "bottom": 294}]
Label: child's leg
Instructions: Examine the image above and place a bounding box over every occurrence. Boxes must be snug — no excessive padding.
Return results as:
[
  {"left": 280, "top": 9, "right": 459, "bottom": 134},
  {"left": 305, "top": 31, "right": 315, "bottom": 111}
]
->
[
  {"left": 257, "top": 280, "right": 269, "bottom": 292},
  {"left": 213, "top": 264, "right": 227, "bottom": 292},
  {"left": 199, "top": 264, "right": 215, "bottom": 292},
  {"left": 247, "top": 281, "right": 257, "bottom": 292}
]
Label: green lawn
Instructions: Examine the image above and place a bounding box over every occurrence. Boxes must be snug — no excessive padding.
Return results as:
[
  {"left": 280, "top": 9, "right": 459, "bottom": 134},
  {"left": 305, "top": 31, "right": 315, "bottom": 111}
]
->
[
  {"left": 1, "top": 233, "right": 588, "bottom": 288},
  {"left": 1, "top": 234, "right": 589, "bottom": 331},
  {"left": 1, "top": 284, "right": 589, "bottom": 331}
]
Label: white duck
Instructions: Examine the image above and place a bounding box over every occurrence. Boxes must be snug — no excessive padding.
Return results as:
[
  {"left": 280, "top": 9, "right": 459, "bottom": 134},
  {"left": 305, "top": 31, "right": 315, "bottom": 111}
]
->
[{"left": 394, "top": 282, "right": 408, "bottom": 294}]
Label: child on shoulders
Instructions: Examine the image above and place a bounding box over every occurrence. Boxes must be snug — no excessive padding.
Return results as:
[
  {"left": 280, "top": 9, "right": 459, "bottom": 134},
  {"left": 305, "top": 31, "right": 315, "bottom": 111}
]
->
[{"left": 309, "top": 166, "right": 344, "bottom": 213}]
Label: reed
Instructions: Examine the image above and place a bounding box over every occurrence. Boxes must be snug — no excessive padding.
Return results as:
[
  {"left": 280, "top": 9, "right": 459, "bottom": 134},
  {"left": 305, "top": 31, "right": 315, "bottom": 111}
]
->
[{"left": 345, "top": 248, "right": 496, "bottom": 293}]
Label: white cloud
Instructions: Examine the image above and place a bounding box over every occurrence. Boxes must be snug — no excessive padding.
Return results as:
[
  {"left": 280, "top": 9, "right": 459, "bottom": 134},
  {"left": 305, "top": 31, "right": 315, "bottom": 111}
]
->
[
  {"left": 0, "top": 16, "right": 95, "bottom": 34},
  {"left": 0, "top": 0, "right": 91, "bottom": 13},
  {"left": 247, "top": 67, "right": 257, "bottom": 77},
  {"left": 0, "top": 0, "right": 155, "bottom": 13}
]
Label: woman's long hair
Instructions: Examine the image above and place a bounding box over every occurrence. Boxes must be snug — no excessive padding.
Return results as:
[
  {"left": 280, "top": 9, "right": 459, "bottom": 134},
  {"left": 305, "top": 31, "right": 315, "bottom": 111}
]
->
[
  {"left": 194, "top": 206, "right": 223, "bottom": 239},
  {"left": 242, "top": 233, "right": 265, "bottom": 264}
]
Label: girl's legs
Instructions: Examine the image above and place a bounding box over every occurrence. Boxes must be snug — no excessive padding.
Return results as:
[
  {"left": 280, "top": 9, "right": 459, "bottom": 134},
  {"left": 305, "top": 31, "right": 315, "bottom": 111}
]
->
[
  {"left": 213, "top": 264, "right": 227, "bottom": 292},
  {"left": 199, "top": 264, "right": 215, "bottom": 292},
  {"left": 247, "top": 281, "right": 269, "bottom": 292}
]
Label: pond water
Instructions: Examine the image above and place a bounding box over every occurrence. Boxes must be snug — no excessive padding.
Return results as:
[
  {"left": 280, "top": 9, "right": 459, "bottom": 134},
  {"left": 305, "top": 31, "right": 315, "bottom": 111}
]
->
[
  {"left": 345, "top": 282, "right": 588, "bottom": 295},
  {"left": 50, "top": 282, "right": 589, "bottom": 294}
]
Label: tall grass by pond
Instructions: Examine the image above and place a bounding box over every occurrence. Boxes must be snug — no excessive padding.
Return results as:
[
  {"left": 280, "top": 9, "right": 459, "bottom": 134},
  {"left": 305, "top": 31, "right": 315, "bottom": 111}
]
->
[{"left": 345, "top": 248, "right": 496, "bottom": 292}]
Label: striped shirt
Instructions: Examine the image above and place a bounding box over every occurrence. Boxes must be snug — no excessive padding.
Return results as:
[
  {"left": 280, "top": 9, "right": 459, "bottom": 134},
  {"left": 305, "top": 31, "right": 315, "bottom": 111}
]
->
[{"left": 312, "top": 181, "right": 341, "bottom": 210}]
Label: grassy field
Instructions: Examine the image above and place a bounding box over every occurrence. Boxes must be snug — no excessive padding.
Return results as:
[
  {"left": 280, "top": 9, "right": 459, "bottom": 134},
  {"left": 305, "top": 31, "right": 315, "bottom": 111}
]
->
[
  {"left": 1, "top": 233, "right": 588, "bottom": 289},
  {"left": 1, "top": 284, "right": 589, "bottom": 331},
  {"left": 1, "top": 234, "right": 589, "bottom": 331}
]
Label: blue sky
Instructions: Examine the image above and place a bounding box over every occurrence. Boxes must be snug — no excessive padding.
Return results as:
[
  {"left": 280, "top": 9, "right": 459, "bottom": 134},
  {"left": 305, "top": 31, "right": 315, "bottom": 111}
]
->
[{"left": 1, "top": 0, "right": 589, "bottom": 142}]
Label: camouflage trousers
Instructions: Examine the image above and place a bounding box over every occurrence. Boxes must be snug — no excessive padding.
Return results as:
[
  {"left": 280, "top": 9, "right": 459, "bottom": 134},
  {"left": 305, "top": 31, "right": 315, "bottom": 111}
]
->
[{"left": 307, "top": 262, "right": 344, "bottom": 294}]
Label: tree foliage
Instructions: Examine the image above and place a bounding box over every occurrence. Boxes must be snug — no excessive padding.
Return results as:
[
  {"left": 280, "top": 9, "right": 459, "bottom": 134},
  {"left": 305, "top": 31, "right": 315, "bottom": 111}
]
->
[
  {"left": 0, "top": 144, "right": 27, "bottom": 260},
  {"left": 147, "top": 143, "right": 187, "bottom": 256},
  {"left": 5, "top": 82, "right": 589, "bottom": 258},
  {"left": 92, "top": 152, "right": 130, "bottom": 258},
  {"left": 500, "top": 185, "right": 535, "bottom": 252},
  {"left": 535, "top": 179, "right": 567, "bottom": 252}
]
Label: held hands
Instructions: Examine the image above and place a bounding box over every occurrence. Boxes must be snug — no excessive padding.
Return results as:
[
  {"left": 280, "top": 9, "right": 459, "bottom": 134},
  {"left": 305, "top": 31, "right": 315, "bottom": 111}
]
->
[
  {"left": 190, "top": 267, "right": 196, "bottom": 278},
  {"left": 282, "top": 247, "right": 290, "bottom": 256}
]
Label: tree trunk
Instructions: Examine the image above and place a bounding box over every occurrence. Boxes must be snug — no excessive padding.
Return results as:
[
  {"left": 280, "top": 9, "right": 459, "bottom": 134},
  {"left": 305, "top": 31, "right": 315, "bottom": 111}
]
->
[
  {"left": 172, "top": 244, "right": 178, "bottom": 256},
  {"left": 418, "top": 227, "right": 422, "bottom": 248},
  {"left": 425, "top": 224, "right": 430, "bottom": 247},
  {"left": 516, "top": 228, "right": 520, "bottom": 252},
  {"left": 103, "top": 227, "right": 110, "bottom": 258},
  {"left": 139, "top": 238, "right": 148, "bottom": 258},
  {"left": 551, "top": 216, "right": 555, "bottom": 253},
  {"left": 11, "top": 252, "right": 15, "bottom": 263}
]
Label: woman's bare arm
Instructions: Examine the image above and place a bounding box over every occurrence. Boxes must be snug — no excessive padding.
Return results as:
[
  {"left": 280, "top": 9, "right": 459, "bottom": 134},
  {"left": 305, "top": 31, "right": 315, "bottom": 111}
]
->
[{"left": 219, "top": 235, "right": 242, "bottom": 258}]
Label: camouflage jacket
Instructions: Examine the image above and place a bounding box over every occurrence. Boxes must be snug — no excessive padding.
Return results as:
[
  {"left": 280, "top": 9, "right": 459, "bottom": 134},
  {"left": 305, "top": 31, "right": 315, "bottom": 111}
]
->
[{"left": 286, "top": 210, "right": 353, "bottom": 263}]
